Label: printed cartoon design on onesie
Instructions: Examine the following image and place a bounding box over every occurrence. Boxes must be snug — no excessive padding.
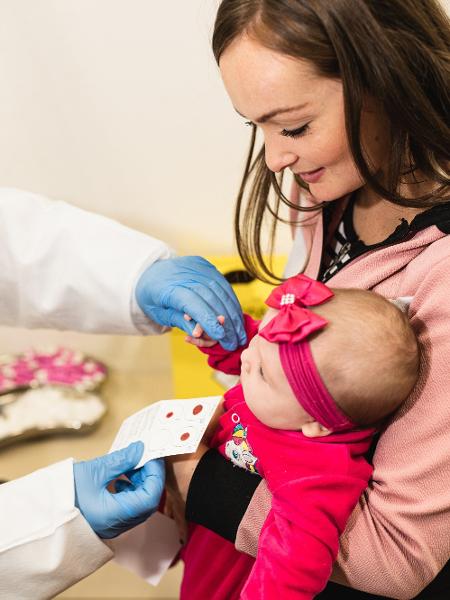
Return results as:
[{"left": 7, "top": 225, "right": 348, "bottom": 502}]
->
[{"left": 225, "top": 416, "right": 259, "bottom": 474}]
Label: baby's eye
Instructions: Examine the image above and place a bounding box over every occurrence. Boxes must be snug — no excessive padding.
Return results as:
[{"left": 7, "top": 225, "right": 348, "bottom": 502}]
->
[{"left": 259, "top": 366, "right": 265, "bottom": 381}]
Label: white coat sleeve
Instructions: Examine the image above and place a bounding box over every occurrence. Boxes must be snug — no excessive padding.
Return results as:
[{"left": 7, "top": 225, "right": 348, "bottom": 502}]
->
[
  {"left": 0, "top": 459, "right": 113, "bottom": 600},
  {"left": 0, "top": 188, "right": 175, "bottom": 334}
]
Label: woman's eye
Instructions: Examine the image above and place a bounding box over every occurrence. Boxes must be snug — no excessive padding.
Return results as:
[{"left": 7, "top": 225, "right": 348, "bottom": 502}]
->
[{"left": 281, "top": 123, "right": 310, "bottom": 139}]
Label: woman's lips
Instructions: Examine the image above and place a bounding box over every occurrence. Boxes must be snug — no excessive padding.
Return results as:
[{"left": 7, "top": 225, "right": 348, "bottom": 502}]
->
[{"left": 298, "top": 167, "right": 325, "bottom": 184}]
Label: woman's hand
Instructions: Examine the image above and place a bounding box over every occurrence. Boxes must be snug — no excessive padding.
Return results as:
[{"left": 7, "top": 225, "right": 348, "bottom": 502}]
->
[{"left": 135, "top": 256, "right": 246, "bottom": 351}]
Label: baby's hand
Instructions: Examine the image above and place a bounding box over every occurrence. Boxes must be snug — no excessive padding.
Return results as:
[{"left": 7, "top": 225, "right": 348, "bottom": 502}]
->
[{"left": 184, "top": 314, "right": 225, "bottom": 348}]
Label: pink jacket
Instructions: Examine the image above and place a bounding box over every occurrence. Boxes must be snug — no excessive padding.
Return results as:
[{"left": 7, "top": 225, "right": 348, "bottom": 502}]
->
[{"left": 236, "top": 198, "right": 450, "bottom": 598}]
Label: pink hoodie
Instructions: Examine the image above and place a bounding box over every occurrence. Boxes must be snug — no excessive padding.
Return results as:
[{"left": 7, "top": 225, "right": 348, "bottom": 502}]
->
[{"left": 235, "top": 197, "right": 450, "bottom": 599}]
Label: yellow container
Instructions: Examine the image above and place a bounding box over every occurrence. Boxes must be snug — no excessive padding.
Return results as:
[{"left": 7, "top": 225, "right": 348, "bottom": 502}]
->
[{"left": 170, "top": 255, "right": 286, "bottom": 398}]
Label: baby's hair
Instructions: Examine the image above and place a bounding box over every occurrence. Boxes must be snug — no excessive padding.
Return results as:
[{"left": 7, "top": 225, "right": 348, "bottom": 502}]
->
[{"left": 309, "top": 289, "right": 419, "bottom": 427}]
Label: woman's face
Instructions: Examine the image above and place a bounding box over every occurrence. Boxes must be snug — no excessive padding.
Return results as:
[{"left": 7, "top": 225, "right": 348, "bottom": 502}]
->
[{"left": 220, "top": 35, "right": 387, "bottom": 203}]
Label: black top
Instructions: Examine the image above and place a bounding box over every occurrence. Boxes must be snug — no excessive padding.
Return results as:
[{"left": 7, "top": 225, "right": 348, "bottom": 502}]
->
[{"left": 185, "top": 198, "right": 450, "bottom": 599}]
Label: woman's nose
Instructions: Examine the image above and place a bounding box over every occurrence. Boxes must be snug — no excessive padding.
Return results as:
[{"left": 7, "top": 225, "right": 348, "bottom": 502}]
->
[{"left": 264, "top": 135, "right": 298, "bottom": 174}]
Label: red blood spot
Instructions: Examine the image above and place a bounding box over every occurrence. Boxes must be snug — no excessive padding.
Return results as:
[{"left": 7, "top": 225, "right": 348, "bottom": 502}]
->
[
  {"left": 166, "top": 411, "right": 174, "bottom": 418},
  {"left": 180, "top": 432, "right": 190, "bottom": 441},
  {"left": 193, "top": 404, "right": 203, "bottom": 415}
]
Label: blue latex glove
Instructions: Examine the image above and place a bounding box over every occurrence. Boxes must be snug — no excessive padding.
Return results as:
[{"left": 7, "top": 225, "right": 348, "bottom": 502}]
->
[
  {"left": 73, "top": 441, "right": 164, "bottom": 539},
  {"left": 136, "top": 256, "right": 246, "bottom": 351}
]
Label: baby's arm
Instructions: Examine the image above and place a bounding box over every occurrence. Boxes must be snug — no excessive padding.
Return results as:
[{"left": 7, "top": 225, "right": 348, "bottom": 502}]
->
[{"left": 186, "top": 313, "right": 260, "bottom": 375}]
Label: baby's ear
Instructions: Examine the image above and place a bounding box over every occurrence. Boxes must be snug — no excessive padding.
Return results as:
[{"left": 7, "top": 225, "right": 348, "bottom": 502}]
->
[{"left": 301, "top": 421, "right": 332, "bottom": 438}]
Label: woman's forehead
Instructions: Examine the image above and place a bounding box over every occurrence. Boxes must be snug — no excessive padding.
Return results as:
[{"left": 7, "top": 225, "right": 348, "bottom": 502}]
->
[{"left": 219, "top": 34, "right": 323, "bottom": 119}]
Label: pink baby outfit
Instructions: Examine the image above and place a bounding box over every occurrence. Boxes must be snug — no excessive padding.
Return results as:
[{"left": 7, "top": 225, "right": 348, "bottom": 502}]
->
[{"left": 180, "top": 315, "right": 374, "bottom": 600}]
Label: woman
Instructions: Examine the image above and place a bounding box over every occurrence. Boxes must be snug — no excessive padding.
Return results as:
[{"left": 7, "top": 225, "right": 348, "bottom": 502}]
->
[{"left": 171, "top": 1, "right": 450, "bottom": 598}]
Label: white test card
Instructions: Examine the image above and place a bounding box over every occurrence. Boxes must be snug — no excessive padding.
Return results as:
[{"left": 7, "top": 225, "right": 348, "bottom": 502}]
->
[{"left": 109, "top": 396, "right": 221, "bottom": 468}]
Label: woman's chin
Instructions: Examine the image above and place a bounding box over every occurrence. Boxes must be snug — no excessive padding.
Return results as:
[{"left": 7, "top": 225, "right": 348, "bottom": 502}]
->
[{"left": 307, "top": 182, "right": 354, "bottom": 203}]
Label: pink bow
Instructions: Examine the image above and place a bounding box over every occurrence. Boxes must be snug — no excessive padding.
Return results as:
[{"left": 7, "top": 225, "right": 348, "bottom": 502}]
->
[{"left": 259, "top": 275, "right": 333, "bottom": 344}]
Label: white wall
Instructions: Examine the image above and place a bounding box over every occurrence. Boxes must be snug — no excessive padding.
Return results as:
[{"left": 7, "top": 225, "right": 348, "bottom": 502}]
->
[
  {"left": 0, "top": 0, "right": 447, "bottom": 255},
  {"left": 0, "top": 0, "right": 250, "bottom": 255}
]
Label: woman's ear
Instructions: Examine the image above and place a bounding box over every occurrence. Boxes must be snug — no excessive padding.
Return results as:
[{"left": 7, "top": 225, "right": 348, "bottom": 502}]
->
[{"left": 301, "top": 421, "right": 332, "bottom": 438}]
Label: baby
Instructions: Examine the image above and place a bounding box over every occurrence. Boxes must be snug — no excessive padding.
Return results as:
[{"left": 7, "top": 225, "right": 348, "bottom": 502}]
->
[{"left": 175, "top": 274, "right": 419, "bottom": 600}]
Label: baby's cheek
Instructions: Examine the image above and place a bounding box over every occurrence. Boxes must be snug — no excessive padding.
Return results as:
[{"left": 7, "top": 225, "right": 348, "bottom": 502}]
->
[
  {"left": 244, "top": 389, "right": 272, "bottom": 427},
  {"left": 242, "top": 383, "right": 258, "bottom": 415}
]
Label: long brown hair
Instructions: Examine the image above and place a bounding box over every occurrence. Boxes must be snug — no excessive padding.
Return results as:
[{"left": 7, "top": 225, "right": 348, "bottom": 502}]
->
[{"left": 213, "top": 0, "right": 450, "bottom": 282}]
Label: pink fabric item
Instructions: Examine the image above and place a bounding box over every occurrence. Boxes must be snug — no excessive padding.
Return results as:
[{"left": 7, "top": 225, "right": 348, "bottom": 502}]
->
[
  {"left": 260, "top": 274, "right": 354, "bottom": 431},
  {"left": 259, "top": 304, "right": 327, "bottom": 343},
  {"left": 261, "top": 274, "right": 331, "bottom": 343},
  {"left": 280, "top": 338, "right": 355, "bottom": 432},
  {"left": 265, "top": 273, "right": 333, "bottom": 307},
  {"left": 236, "top": 191, "right": 450, "bottom": 598},
  {"left": 0, "top": 347, "right": 106, "bottom": 393}
]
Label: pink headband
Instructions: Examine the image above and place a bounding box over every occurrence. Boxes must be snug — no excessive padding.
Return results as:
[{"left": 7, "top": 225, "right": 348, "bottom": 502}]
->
[{"left": 259, "top": 274, "right": 355, "bottom": 432}]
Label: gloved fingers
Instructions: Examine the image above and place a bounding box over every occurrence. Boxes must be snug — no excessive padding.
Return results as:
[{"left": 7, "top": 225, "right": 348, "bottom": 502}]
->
[
  {"left": 114, "top": 478, "right": 133, "bottom": 493},
  {"left": 127, "top": 458, "right": 165, "bottom": 491},
  {"left": 159, "top": 279, "right": 237, "bottom": 341},
  {"left": 167, "top": 283, "right": 237, "bottom": 346},
  {"left": 115, "top": 459, "right": 165, "bottom": 517},
  {"left": 125, "top": 467, "right": 145, "bottom": 488},
  {"left": 148, "top": 306, "right": 200, "bottom": 336},
  {"left": 99, "top": 442, "right": 144, "bottom": 485},
  {"left": 136, "top": 255, "right": 245, "bottom": 347},
  {"left": 183, "top": 281, "right": 243, "bottom": 350},
  {"left": 209, "top": 279, "right": 247, "bottom": 347},
  {"left": 205, "top": 271, "right": 243, "bottom": 321},
  {"left": 150, "top": 298, "right": 227, "bottom": 343},
  {"left": 199, "top": 279, "right": 247, "bottom": 349},
  {"left": 133, "top": 459, "right": 165, "bottom": 508},
  {"left": 194, "top": 262, "right": 245, "bottom": 341}
]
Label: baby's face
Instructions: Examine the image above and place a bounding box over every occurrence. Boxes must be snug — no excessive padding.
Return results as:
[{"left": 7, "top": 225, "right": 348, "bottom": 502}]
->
[{"left": 240, "top": 311, "right": 313, "bottom": 430}]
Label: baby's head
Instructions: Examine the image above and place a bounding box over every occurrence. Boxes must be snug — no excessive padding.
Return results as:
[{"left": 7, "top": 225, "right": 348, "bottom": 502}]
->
[{"left": 240, "top": 276, "right": 419, "bottom": 437}]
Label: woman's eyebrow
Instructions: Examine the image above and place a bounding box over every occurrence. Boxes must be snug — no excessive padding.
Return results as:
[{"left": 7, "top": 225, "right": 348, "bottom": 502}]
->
[{"left": 234, "top": 103, "right": 309, "bottom": 124}]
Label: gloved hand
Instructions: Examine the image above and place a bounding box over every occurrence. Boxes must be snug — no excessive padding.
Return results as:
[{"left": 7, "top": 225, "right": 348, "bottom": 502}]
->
[
  {"left": 73, "top": 441, "right": 164, "bottom": 539},
  {"left": 136, "top": 256, "right": 246, "bottom": 350}
]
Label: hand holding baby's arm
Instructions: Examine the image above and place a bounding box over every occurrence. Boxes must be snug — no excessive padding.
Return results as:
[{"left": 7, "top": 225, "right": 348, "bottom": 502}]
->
[{"left": 184, "top": 314, "right": 225, "bottom": 348}]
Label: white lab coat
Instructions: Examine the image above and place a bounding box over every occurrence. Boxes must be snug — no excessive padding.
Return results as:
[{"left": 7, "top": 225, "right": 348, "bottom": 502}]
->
[{"left": 0, "top": 189, "right": 174, "bottom": 599}]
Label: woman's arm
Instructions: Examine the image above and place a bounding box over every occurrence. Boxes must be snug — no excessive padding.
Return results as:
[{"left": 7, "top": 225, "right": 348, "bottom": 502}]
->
[{"left": 330, "top": 254, "right": 450, "bottom": 598}]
